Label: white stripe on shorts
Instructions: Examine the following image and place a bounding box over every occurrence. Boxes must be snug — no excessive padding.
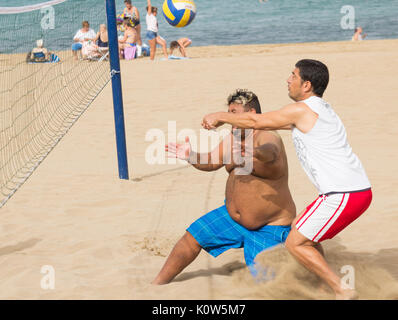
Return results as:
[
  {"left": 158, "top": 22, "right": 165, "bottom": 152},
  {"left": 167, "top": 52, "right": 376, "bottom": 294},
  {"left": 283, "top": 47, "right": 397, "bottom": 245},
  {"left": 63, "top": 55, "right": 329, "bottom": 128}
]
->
[
  {"left": 312, "top": 193, "right": 350, "bottom": 242},
  {"left": 297, "top": 193, "right": 350, "bottom": 242},
  {"left": 296, "top": 196, "right": 324, "bottom": 230}
]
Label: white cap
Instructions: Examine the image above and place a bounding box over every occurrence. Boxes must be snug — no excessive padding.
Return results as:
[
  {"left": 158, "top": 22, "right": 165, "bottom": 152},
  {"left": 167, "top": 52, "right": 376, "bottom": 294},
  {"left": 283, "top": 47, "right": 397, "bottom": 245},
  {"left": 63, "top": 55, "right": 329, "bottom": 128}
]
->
[{"left": 36, "top": 39, "right": 44, "bottom": 48}]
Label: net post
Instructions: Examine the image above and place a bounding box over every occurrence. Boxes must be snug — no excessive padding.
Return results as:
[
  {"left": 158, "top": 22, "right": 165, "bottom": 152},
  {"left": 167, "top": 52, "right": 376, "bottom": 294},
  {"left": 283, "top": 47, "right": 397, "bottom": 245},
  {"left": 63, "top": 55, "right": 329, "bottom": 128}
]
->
[{"left": 105, "top": 0, "right": 129, "bottom": 180}]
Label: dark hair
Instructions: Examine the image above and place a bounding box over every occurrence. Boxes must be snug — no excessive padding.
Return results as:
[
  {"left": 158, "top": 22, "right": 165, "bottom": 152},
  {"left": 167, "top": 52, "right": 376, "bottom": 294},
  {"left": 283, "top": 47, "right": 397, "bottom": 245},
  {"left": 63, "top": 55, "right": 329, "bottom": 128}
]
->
[
  {"left": 295, "top": 59, "right": 329, "bottom": 97},
  {"left": 170, "top": 41, "right": 180, "bottom": 50},
  {"left": 124, "top": 0, "right": 132, "bottom": 4},
  {"left": 227, "top": 89, "right": 262, "bottom": 114},
  {"left": 146, "top": 6, "right": 158, "bottom": 13}
]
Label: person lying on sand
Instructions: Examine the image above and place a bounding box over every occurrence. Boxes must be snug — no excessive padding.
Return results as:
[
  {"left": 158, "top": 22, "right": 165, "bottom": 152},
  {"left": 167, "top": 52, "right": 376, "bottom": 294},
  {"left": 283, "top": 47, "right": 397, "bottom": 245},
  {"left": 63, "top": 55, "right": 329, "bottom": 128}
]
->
[
  {"left": 152, "top": 89, "right": 296, "bottom": 284},
  {"left": 202, "top": 59, "right": 372, "bottom": 300}
]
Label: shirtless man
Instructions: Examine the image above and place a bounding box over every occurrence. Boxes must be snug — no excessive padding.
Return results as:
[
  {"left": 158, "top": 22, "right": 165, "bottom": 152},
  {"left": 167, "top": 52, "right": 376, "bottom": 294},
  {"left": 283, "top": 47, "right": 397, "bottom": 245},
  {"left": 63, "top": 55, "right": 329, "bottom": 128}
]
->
[
  {"left": 152, "top": 89, "right": 296, "bottom": 284},
  {"left": 118, "top": 21, "right": 138, "bottom": 59}
]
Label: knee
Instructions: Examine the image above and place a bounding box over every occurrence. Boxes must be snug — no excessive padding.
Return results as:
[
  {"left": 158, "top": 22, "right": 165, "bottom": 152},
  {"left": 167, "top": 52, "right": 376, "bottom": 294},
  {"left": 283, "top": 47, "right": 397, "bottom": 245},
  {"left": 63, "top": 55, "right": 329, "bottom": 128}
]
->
[
  {"left": 285, "top": 232, "right": 300, "bottom": 253},
  {"left": 183, "top": 232, "right": 201, "bottom": 252},
  {"left": 285, "top": 234, "right": 294, "bottom": 251},
  {"left": 71, "top": 43, "right": 82, "bottom": 51}
]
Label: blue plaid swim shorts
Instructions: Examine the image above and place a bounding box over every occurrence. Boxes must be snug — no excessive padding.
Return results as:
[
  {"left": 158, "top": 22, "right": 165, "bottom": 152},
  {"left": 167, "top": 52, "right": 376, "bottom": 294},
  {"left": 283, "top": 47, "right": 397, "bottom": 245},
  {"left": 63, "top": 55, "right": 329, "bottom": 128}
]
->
[{"left": 187, "top": 204, "right": 291, "bottom": 277}]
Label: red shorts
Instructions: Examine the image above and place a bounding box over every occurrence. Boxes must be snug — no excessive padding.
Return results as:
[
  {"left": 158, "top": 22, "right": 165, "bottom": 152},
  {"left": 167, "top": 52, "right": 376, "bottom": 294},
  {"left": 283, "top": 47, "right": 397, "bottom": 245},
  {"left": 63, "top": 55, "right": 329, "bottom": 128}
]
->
[{"left": 295, "top": 189, "right": 372, "bottom": 243}]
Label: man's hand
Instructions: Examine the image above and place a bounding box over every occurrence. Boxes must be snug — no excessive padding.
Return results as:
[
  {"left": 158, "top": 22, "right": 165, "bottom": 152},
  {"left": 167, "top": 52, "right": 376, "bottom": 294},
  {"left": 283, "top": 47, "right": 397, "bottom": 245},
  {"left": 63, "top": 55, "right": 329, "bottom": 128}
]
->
[
  {"left": 202, "top": 112, "right": 224, "bottom": 130},
  {"left": 165, "top": 136, "right": 192, "bottom": 161}
]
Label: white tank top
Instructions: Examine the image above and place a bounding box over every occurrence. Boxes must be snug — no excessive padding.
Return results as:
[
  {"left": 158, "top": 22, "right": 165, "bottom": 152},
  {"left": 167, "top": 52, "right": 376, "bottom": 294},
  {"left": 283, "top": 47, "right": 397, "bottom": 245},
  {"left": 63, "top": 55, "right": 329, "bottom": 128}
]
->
[
  {"left": 146, "top": 13, "right": 158, "bottom": 33},
  {"left": 291, "top": 96, "right": 371, "bottom": 195}
]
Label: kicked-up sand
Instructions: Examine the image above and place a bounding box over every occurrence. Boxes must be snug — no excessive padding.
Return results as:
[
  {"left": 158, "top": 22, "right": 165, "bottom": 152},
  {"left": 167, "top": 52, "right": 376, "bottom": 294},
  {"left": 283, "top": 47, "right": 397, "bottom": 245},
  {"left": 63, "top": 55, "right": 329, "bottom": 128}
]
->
[{"left": 0, "top": 39, "right": 397, "bottom": 299}]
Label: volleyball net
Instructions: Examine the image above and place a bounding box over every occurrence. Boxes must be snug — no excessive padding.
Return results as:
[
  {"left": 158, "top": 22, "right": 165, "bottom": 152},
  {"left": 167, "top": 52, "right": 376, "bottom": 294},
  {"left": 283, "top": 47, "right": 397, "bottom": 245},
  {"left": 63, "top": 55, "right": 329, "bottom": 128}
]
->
[{"left": 0, "top": 0, "right": 117, "bottom": 208}]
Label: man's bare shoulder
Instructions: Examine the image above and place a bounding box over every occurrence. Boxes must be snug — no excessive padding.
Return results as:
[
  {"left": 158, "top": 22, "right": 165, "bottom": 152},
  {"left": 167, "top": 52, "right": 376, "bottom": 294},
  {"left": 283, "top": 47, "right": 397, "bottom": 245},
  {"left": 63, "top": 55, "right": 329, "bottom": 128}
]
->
[{"left": 254, "top": 130, "right": 283, "bottom": 148}]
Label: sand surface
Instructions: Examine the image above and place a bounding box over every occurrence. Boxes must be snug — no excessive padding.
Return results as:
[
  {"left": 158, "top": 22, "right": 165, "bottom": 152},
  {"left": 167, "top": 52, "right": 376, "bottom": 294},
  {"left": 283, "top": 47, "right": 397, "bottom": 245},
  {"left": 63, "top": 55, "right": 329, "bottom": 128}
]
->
[{"left": 0, "top": 39, "right": 397, "bottom": 299}]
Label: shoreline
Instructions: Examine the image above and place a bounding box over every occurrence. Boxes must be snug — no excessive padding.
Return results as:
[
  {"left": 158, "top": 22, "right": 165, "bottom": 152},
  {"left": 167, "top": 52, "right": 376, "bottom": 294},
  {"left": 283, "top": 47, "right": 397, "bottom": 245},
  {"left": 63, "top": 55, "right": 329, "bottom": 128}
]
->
[
  {"left": 156, "top": 38, "right": 398, "bottom": 59},
  {"left": 109, "top": 38, "right": 398, "bottom": 61},
  {"left": 2, "top": 38, "right": 398, "bottom": 60},
  {"left": 189, "top": 37, "right": 398, "bottom": 49}
]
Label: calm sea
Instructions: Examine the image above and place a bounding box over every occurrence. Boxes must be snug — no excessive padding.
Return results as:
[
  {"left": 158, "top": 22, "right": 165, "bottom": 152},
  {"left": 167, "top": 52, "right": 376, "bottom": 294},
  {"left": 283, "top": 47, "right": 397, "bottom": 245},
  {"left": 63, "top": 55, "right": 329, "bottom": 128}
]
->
[{"left": 1, "top": 0, "right": 397, "bottom": 53}]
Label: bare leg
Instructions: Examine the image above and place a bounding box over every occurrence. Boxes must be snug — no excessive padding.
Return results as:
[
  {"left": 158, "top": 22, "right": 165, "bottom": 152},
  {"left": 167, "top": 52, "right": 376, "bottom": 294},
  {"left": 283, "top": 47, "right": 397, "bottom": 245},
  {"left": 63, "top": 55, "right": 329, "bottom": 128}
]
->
[
  {"left": 182, "top": 39, "right": 192, "bottom": 47},
  {"left": 285, "top": 227, "right": 357, "bottom": 300},
  {"left": 136, "top": 24, "right": 142, "bottom": 46},
  {"left": 152, "top": 232, "right": 202, "bottom": 285},
  {"left": 179, "top": 47, "right": 185, "bottom": 57},
  {"left": 72, "top": 50, "right": 78, "bottom": 61},
  {"left": 119, "top": 43, "right": 125, "bottom": 59},
  {"left": 156, "top": 36, "right": 168, "bottom": 59},
  {"left": 315, "top": 242, "right": 325, "bottom": 256},
  {"left": 148, "top": 38, "right": 156, "bottom": 60}
]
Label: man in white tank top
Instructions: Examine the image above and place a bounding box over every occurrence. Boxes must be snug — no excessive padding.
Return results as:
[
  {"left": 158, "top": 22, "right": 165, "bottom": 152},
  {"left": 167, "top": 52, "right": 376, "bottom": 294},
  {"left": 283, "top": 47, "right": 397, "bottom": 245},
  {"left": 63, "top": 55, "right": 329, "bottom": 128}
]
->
[{"left": 201, "top": 59, "right": 372, "bottom": 299}]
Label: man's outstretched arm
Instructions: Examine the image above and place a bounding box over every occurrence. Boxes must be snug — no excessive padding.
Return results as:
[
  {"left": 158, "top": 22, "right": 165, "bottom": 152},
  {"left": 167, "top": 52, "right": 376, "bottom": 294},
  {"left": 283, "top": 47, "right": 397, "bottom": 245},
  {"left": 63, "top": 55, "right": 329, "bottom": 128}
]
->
[
  {"left": 166, "top": 135, "right": 231, "bottom": 172},
  {"left": 202, "top": 102, "right": 309, "bottom": 131},
  {"left": 187, "top": 148, "right": 224, "bottom": 171}
]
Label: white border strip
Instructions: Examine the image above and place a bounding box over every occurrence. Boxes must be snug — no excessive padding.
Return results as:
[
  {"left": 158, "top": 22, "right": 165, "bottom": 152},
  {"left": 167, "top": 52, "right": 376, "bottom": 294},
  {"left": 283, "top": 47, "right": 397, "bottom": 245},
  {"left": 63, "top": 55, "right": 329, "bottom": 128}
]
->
[
  {"left": 313, "top": 193, "right": 350, "bottom": 242},
  {"left": 0, "top": 0, "right": 67, "bottom": 14}
]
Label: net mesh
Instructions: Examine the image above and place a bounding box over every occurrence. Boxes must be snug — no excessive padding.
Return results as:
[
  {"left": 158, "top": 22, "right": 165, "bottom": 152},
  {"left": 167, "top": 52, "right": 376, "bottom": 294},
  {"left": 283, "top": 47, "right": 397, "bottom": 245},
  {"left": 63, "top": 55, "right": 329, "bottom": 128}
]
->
[{"left": 0, "top": 0, "right": 111, "bottom": 208}]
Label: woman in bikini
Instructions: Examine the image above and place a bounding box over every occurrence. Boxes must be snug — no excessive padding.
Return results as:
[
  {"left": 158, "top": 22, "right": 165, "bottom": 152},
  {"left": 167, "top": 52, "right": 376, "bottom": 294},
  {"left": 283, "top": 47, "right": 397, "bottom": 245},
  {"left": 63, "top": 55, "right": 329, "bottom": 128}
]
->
[
  {"left": 118, "top": 21, "right": 138, "bottom": 59},
  {"left": 169, "top": 38, "right": 192, "bottom": 57},
  {"left": 123, "top": 0, "right": 142, "bottom": 55}
]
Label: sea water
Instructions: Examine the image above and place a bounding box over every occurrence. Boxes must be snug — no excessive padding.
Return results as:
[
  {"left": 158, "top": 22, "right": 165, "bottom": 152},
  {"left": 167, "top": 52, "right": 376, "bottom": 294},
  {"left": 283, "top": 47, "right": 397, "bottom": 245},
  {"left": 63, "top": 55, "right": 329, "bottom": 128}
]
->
[{"left": 0, "top": 0, "right": 397, "bottom": 53}]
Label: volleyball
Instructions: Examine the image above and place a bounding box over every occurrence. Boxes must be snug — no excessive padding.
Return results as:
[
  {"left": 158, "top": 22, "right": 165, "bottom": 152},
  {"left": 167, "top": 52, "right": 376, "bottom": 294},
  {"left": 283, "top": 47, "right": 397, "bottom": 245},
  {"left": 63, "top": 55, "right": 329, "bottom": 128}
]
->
[{"left": 162, "top": 0, "right": 197, "bottom": 28}]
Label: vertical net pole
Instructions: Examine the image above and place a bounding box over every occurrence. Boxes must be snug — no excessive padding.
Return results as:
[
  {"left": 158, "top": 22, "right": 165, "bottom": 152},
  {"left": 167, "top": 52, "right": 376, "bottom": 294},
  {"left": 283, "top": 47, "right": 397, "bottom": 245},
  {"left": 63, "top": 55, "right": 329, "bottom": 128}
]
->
[{"left": 105, "top": 0, "right": 129, "bottom": 179}]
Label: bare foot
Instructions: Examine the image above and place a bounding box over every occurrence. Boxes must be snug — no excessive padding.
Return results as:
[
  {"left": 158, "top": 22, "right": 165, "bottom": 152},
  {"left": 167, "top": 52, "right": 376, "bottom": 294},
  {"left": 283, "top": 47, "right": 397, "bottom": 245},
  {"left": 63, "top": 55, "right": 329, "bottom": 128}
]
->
[
  {"left": 336, "top": 289, "right": 359, "bottom": 300},
  {"left": 151, "top": 275, "right": 164, "bottom": 285},
  {"left": 151, "top": 277, "right": 170, "bottom": 285}
]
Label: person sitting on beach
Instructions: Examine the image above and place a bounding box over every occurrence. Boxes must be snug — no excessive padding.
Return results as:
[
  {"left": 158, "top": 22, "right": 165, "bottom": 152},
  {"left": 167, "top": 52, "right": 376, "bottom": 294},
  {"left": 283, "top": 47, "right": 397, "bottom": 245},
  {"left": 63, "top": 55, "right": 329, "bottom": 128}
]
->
[
  {"left": 169, "top": 38, "right": 192, "bottom": 57},
  {"left": 94, "top": 24, "right": 109, "bottom": 49},
  {"left": 82, "top": 27, "right": 106, "bottom": 60},
  {"left": 352, "top": 27, "right": 367, "bottom": 41},
  {"left": 146, "top": 0, "right": 168, "bottom": 60},
  {"left": 123, "top": 0, "right": 142, "bottom": 56},
  {"left": 72, "top": 21, "right": 96, "bottom": 60},
  {"left": 118, "top": 20, "right": 138, "bottom": 59},
  {"left": 152, "top": 89, "right": 296, "bottom": 284},
  {"left": 30, "top": 39, "right": 50, "bottom": 62}
]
